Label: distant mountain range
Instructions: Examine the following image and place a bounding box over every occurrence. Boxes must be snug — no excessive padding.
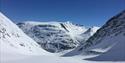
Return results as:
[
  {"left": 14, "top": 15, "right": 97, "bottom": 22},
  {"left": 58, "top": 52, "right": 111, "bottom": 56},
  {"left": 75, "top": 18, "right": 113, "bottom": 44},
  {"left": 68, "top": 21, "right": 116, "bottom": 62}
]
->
[{"left": 17, "top": 21, "right": 99, "bottom": 52}]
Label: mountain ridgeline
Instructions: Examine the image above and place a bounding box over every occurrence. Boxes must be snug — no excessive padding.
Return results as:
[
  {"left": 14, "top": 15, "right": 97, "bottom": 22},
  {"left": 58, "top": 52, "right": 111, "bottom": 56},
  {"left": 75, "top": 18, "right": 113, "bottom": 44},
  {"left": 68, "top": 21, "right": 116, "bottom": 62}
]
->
[{"left": 64, "top": 10, "right": 125, "bottom": 61}]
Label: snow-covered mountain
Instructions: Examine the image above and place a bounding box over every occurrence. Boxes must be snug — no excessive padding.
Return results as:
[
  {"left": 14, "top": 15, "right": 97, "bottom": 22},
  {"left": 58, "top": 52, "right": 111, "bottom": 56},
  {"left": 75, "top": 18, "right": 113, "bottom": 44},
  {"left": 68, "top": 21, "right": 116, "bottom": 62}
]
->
[
  {"left": 64, "top": 10, "right": 125, "bottom": 61},
  {"left": 79, "top": 26, "right": 100, "bottom": 42},
  {"left": 0, "top": 12, "right": 49, "bottom": 55},
  {"left": 17, "top": 21, "right": 99, "bottom": 53},
  {"left": 0, "top": 13, "right": 125, "bottom": 63}
]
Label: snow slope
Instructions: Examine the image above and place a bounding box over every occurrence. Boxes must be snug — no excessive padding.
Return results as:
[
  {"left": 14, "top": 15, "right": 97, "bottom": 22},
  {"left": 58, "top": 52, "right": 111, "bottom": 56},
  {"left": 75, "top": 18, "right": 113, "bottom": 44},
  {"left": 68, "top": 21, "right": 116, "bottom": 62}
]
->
[
  {"left": 0, "top": 12, "right": 49, "bottom": 55},
  {"left": 64, "top": 10, "right": 125, "bottom": 61},
  {"left": 80, "top": 26, "right": 100, "bottom": 42},
  {"left": 17, "top": 21, "right": 99, "bottom": 53},
  {"left": 86, "top": 34, "right": 125, "bottom": 61}
]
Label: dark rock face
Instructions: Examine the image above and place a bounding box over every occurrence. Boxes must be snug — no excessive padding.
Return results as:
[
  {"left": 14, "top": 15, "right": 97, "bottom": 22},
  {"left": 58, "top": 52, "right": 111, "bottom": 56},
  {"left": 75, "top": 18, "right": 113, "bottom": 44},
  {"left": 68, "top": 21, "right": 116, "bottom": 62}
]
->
[
  {"left": 83, "top": 10, "right": 125, "bottom": 49},
  {"left": 32, "top": 24, "right": 77, "bottom": 52}
]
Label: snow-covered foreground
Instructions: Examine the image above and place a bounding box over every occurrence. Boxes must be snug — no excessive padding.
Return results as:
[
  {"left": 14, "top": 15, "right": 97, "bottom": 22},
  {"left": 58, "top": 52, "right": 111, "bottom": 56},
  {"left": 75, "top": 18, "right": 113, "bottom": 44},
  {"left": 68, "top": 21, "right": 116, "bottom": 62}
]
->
[{"left": 1, "top": 52, "right": 125, "bottom": 63}]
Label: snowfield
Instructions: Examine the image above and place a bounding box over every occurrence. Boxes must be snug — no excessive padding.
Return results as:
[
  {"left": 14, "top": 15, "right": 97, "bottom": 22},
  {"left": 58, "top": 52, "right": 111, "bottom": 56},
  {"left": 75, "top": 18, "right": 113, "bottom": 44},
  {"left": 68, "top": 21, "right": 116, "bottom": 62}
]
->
[{"left": 1, "top": 52, "right": 125, "bottom": 63}]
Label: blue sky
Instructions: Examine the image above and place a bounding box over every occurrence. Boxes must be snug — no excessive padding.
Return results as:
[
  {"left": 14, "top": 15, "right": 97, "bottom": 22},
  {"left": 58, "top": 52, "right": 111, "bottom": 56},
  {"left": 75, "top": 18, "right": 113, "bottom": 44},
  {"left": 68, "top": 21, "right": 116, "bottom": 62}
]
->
[{"left": 0, "top": 0, "right": 125, "bottom": 26}]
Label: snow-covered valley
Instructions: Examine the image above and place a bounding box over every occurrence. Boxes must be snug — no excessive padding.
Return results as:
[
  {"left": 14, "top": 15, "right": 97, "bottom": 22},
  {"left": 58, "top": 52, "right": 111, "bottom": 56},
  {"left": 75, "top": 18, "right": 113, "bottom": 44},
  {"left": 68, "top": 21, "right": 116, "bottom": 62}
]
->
[
  {"left": 1, "top": 49, "right": 124, "bottom": 63},
  {"left": 0, "top": 10, "right": 125, "bottom": 63}
]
